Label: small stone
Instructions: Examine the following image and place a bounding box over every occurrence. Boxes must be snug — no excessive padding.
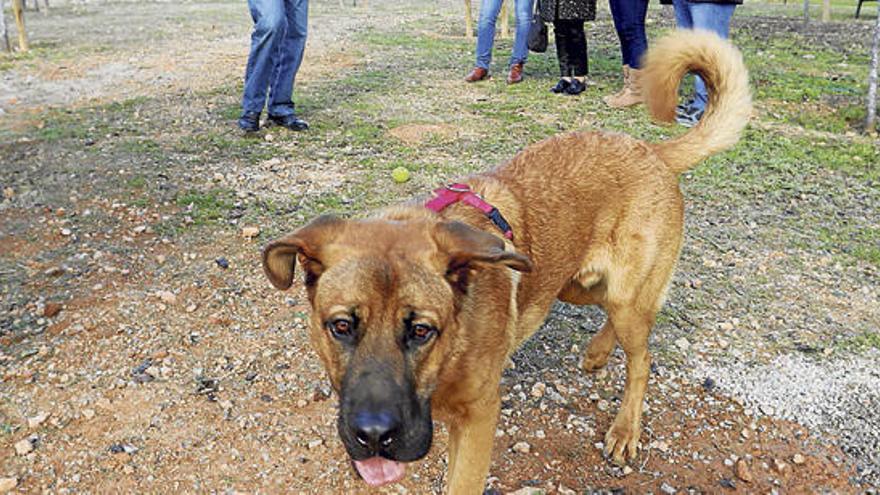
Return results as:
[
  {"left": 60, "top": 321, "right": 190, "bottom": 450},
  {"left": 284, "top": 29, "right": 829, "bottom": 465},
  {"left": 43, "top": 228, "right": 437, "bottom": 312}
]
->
[
  {"left": 674, "top": 337, "right": 690, "bottom": 350},
  {"left": 0, "top": 478, "right": 18, "bottom": 493},
  {"left": 307, "top": 438, "right": 323, "bottom": 450},
  {"left": 61, "top": 228, "right": 72, "bottom": 236},
  {"left": 185, "top": 303, "right": 198, "bottom": 313},
  {"left": 295, "top": 399, "right": 308, "bottom": 408},
  {"left": 215, "top": 257, "right": 229, "bottom": 269},
  {"left": 660, "top": 482, "right": 676, "bottom": 494},
  {"left": 14, "top": 438, "right": 33, "bottom": 455},
  {"left": 622, "top": 466, "right": 634, "bottom": 476},
  {"left": 28, "top": 411, "right": 50, "bottom": 429},
  {"left": 158, "top": 291, "right": 177, "bottom": 304},
  {"left": 534, "top": 429, "right": 545, "bottom": 439},
  {"left": 530, "top": 382, "right": 546, "bottom": 398},
  {"left": 650, "top": 440, "right": 670, "bottom": 453},
  {"left": 219, "top": 400, "right": 233, "bottom": 411},
  {"left": 44, "top": 266, "right": 65, "bottom": 277},
  {"left": 718, "top": 478, "right": 737, "bottom": 490},
  {"left": 241, "top": 226, "right": 260, "bottom": 239},
  {"left": 557, "top": 484, "right": 576, "bottom": 495},
  {"left": 719, "top": 322, "right": 734, "bottom": 331},
  {"left": 509, "top": 488, "right": 543, "bottom": 495},
  {"left": 82, "top": 409, "right": 96, "bottom": 420},
  {"left": 512, "top": 441, "right": 531, "bottom": 454},
  {"left": 735, "top": 459, "right": 753, "bottom": 482},
  {"left": 122, "top": 465, "right": 135, "bottom": 475},
  {"left": 772, "top": 458, "right": 788, "bottom": 473},
  {"left": 740, "top": 428, "right": 750, "bottom": 440},
  {"left": 43, "top": 303, "right": 63, "bottom": 318},
  {"left": 144, "top": 366, "right": 161, "bottom": 378},
  {"left": 156, "top": 254, "right": 167, "bottom": 265},
  {"left": 2, "top": 187, "right": 14, "bottom": 199},
  {"left": 792, "top": 453, "right": 806, "bottom": 465},
  {"left": 597, "top": 399, "right": 609, "bottom": 412}
]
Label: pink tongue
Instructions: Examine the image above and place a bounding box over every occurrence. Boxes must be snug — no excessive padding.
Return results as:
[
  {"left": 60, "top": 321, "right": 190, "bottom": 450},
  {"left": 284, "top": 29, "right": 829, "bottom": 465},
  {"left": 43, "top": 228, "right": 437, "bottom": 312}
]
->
[{"left": 353, "top": 457, "right": 406, "bottom": 487}]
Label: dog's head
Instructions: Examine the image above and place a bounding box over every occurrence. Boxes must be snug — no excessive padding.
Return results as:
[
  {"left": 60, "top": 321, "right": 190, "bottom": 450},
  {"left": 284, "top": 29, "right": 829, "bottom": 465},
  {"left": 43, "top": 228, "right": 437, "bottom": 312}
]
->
[{"left": 262, "top": 214, "right": 531, "bottom": 486}]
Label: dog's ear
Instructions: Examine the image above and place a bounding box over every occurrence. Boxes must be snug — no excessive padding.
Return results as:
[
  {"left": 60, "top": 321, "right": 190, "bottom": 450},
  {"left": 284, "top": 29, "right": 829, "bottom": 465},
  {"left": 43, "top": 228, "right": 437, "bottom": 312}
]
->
[
  {"left": 262, "top": 215, "right": 344, "bottom": 291},
  {"left": 433, "top": 221, "right": 533, "bottom": 290}
]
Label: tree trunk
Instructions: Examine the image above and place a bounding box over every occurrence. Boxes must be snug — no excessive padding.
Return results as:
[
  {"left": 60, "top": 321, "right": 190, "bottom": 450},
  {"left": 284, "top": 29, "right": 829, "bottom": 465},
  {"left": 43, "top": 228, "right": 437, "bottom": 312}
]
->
[
  {"left": 11, "top": 0, "right": 26, "bottom": 51},
  {"left": 464, "top": 0, "right": 473, "bottom": 38},
  {"left": 866, "top": 1, "right": 880, "bottom": 132},
  {"left": 500, "top": 0, "right": 509, "bottom": 39},
  {"left": 1, "top": 0, "right": 10, "bottom": 52},
  {"left": 821, "top": 0, "right": 830, "bottom": 21}
]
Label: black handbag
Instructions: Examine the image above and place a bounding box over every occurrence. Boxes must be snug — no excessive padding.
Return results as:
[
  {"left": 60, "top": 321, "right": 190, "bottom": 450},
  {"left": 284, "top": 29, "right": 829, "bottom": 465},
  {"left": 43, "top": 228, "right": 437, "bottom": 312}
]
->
[{"left": 527, "top": 0, "right": 548, "bottom": 53}]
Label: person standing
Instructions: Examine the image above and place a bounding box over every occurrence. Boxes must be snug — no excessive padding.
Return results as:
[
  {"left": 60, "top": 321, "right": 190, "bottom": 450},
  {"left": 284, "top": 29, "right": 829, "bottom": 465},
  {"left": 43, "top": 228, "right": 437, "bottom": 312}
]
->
[
  {"left": 541, "top": 0, "right": 597, "bottom": 96},
  {"left": 465, "top": 0, "right": 536, "bottom": 84},
  {"left": 603, "top": 0, "right": 649, "bottom": 108},
  {"left": 238, "top": 0, "right": 310, "bottom": 133},
  {"left": 669, "top": 0, "right": 741, "bottom": 126}
]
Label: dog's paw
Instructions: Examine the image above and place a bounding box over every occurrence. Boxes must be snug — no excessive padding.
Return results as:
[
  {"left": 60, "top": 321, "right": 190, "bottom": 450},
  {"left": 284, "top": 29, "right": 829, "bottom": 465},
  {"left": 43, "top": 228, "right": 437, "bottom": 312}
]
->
[
  {"left": 603, "top": 421, "right": 640, "bottom": 466},
  {"left": 581, "top": 352, "right": 610, "bottom": 372}
]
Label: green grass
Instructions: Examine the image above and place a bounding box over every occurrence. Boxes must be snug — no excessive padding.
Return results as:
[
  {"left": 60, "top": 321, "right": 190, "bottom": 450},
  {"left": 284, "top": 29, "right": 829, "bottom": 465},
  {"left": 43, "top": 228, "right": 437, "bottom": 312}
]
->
[
  {"left": 834, "top": 331, "right": 880, "bottom": 354},
  {"left": 175, "top": 189, "right": 235, "bottom": 226}
]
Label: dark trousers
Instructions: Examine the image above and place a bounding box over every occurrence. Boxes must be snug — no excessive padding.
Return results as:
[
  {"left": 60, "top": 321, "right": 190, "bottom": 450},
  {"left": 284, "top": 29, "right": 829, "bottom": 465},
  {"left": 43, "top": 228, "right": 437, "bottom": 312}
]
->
[
  {"left": 553, "top": 19, "right": 588, "bottom": 77},
  {"left": 609, "top": 0, "right": 648, "bottom": 68}
]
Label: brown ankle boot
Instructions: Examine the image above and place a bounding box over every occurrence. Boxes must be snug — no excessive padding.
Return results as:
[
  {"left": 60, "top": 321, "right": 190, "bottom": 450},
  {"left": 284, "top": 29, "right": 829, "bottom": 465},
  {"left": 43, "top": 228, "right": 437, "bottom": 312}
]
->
[
  {"left": 464, "top": 67, "right": 489, "bottom": 82},
  {"left": 507, "top": 63, "right": 524, "bottom": 84},
  {"left": 603, "top": 65, "right": 644, "bottom": 108}
]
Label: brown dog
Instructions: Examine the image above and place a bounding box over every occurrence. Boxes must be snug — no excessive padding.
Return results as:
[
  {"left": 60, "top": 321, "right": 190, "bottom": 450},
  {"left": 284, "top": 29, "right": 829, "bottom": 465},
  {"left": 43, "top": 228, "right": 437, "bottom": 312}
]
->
[{"left": 263, "top": 31, "right": 750, "bottom": 493}]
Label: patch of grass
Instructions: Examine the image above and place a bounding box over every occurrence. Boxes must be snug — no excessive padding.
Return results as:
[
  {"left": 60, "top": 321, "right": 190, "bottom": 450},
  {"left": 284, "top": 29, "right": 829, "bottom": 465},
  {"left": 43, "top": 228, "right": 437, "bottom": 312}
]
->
[
  {"left": 127, "top": 176, "right": 147, "bottom": 189},
  {"left": 834, "top": 332, "right": 880, "bottom": 354},
  {"left": 175, "top": 189, "right": 234, "bottom": 225}
]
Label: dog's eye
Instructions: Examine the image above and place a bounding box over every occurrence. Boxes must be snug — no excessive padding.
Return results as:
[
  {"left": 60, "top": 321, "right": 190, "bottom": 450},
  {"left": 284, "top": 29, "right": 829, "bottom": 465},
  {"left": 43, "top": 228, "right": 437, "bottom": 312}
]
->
[
  {"left": 408, "top": 323, "right": 437, "bottom": 345},
  {"left": 328, "top": 318, "right": 353, "bottom": 339}
]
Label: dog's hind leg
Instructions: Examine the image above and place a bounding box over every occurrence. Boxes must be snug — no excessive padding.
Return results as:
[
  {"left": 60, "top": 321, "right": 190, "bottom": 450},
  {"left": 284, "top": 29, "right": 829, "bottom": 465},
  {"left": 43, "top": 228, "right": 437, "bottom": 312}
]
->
[
  {"left": 558, "top": 273, "right": 616, "bottom": 371},
  {"left": 601, "top": 245, "right": 679, "bottom": 465},
  {"left": 602, "top": 305, "right": 653, "bottom": 465}
]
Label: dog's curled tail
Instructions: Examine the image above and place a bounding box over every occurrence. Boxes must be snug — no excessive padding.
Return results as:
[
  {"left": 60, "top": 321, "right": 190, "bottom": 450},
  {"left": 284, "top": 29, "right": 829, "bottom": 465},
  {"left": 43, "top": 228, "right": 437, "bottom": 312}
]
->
[{"left": 642, "top": 30, "right": 752, "bottom": 175}]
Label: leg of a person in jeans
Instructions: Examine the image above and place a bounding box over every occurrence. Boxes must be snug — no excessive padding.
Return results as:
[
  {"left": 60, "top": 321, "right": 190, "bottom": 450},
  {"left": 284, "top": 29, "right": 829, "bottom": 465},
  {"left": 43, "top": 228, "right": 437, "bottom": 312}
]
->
[
  {"left": 242, "top": 0, "right": 287, "bottom": 115},
  {"left": 689, "top": 3, "right": 736, "bottom": 111},
  {"left": 475, "top": 0, "right": 503, "bottom": 69},
  {"left": 609, "top": 0, "right": 648, "bottom": 68},
  {"left": 671, "top": 0, "right": 693, "bottom": 29},
  {"left": 509, "top": 0, "right": 534, "bottom": 66},
  {"left": 268, "top": 0, "right": 309, "bottom": 117}
]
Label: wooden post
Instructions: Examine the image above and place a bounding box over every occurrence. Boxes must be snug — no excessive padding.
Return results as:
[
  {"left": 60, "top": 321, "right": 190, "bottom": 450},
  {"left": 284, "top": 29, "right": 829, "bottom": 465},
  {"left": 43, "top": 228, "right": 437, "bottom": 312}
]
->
[
  {"left": 464, "top": 0, "right": 473, "bottom": 38},
  {"left": 866, "top": 1, "right": 880, "bottom": 132},
  {"left": 821, "top": 0, "right": 830, "bottom": 21},
  {"left": 500, "top": 0, "right": 509, "bottom": 39},
  {"left": 31, "top": 0, "right": 38, "bottom": 12},
  {"left": 802, "top": 0, "right": 809, "bottom": 22},
  {"left": 1, "top": 0, "right": 10, "bottom": 52},
  {"left": 11, "top": 0, "right": 27, "bottom": 51}
]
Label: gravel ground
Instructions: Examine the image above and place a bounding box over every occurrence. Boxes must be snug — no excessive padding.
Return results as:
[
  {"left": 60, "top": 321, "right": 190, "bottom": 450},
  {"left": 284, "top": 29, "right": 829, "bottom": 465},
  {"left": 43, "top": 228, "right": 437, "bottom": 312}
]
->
[{"left": 1, "top": 0, "right": 879, "bottom": 493}]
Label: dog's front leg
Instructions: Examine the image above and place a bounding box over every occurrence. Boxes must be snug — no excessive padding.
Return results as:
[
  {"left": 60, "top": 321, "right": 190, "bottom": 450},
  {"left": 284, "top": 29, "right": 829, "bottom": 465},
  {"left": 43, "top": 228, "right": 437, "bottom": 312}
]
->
[{"left": 446, "top": 395, "right": 501, "bottom": 494}]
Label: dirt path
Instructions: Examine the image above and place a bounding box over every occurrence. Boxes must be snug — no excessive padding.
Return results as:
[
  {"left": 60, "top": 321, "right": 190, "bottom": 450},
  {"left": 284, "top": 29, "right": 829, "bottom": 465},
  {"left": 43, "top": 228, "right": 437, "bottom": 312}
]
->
[{"left": 1, "top": 0, "right": 878, "bottom": 493}]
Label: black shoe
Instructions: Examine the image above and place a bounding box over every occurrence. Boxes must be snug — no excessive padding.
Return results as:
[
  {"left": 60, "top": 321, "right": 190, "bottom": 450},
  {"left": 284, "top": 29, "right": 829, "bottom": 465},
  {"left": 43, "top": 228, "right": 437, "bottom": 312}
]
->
[
  {"left": 238, "top": 111, "right": 260, "bottom": 132},
  {"left": 565, "top": 78, "right": 586, "bottom": 95},
  {"left": 268, "top": 113, "right": 309, "bottom": 131},
  {"left": 550, "top": 79, "right": 570, "bottom": 94}
]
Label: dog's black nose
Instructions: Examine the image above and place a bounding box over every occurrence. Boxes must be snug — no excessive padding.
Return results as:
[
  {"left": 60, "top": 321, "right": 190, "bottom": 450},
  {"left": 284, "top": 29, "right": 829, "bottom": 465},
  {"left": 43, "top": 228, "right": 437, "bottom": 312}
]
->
[{"left": 352, "top": 411, "right": 399, "bottom": 451}]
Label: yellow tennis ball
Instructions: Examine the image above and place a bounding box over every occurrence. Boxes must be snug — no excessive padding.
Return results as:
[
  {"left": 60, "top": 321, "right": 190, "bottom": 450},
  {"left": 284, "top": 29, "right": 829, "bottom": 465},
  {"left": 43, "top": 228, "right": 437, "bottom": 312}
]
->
[{"left": 391, "top": 166, "right": 410, "bottom": 183}]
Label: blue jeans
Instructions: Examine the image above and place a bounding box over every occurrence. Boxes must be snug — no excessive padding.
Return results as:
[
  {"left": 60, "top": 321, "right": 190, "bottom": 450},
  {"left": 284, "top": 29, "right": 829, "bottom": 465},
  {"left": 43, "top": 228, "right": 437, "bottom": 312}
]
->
[
  {"left": 475, "top": 0, "right": 535, "bottom": 69},
  {"left": 672, "top": 0, "right": 736, "bottom": 111},
  {"left": 242, "top": 0, "right": 309, "bottom": 117},
  {"left": 609, "top": 0, "right": 648, "bottom": 69}
]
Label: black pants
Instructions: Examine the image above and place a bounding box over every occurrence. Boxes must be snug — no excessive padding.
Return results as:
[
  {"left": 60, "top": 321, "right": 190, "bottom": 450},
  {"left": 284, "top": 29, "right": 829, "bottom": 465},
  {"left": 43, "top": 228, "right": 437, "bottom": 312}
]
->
[{"left": 553, "top": 19, "right": 588, "bottom": 77}]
